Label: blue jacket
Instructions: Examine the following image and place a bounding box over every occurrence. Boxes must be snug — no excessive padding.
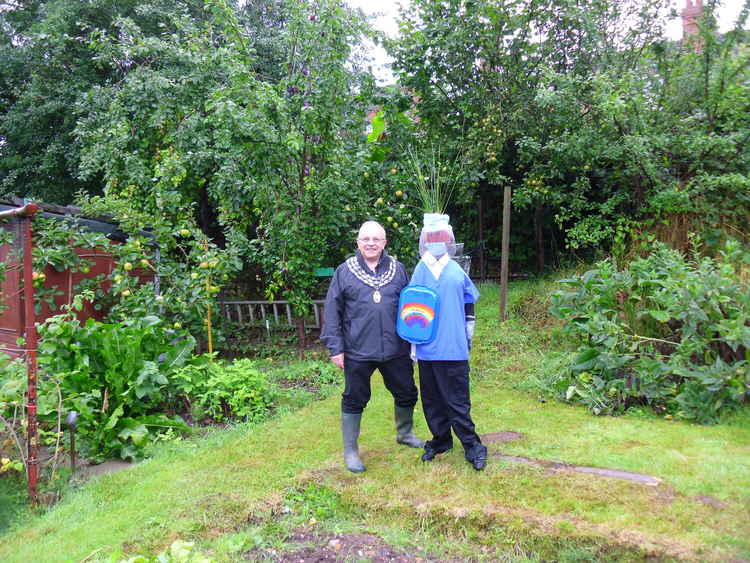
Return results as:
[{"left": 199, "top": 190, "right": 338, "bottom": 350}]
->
[{"left": 410, "top": 258, "right": 480, "bottom": 361}]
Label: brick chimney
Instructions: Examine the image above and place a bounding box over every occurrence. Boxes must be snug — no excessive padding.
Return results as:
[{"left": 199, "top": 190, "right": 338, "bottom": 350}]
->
[{"left": 682, "top": 0, "right": 703, "bottom": 47}]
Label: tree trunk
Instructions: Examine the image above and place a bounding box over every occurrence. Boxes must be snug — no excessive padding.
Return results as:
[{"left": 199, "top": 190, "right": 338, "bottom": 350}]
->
[{"left": 295, "top": 316, "right": 306, "bottom": 355}]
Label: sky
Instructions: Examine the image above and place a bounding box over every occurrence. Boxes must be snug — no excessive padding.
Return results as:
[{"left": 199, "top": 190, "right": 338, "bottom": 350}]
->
[{"left": 348, "top": 0, "right": 748, "bottom": 84}]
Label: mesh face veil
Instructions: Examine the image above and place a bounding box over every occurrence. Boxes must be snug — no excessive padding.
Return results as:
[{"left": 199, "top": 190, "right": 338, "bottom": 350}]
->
[{"left": 419, "top": 213, "right": 456, "bottom": 257}]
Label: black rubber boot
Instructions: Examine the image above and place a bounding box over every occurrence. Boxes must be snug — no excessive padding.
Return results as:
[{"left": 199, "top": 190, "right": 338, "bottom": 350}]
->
[
  {"left": 395, "top": 406, "right": 425, "bottom": 448},
  {"left": 341, "top": 412, "right": 365, "bottom": 473}
]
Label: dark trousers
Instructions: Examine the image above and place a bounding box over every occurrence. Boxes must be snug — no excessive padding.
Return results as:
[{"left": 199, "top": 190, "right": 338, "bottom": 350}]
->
[
  {"left": 341, "top": 355, "right": 419, "bottom": 414},
  {"left": 418, "top": 360, "right": 482, "bottom": 453}
]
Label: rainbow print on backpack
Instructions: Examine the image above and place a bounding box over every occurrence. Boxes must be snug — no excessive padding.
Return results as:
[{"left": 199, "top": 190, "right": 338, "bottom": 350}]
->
[{"left": 397, "top": 285, "right": 440, "bottom": 344}]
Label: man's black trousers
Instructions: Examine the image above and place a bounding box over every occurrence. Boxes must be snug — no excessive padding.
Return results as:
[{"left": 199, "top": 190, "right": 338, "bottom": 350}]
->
[
  {"left": 417, "top": 360, "right": 482, "bottom": 453},
  {"left": 341, "top": 356, "right": 419, "bottom": 414}
]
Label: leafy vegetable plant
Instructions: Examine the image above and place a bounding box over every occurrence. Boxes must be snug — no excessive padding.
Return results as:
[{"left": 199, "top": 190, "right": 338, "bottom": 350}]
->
[
  {"left": 38, "top": 313, "right": 195, "bottom": 461},
  {"left": 545, "top": 241, "right": 749, "bottom": 423}
]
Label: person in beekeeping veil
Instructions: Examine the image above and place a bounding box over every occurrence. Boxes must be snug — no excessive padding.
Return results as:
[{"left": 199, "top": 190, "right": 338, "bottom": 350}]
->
[{"left": 408, "top": 214, "right": 487, "bottom": 471}]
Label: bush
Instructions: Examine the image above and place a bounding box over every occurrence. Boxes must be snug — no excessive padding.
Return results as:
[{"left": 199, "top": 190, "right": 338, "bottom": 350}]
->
[
  {"left": 545, "top": 241, "right": 749, "bottom": 423},
  {"left": 171, "top": 357, "right": 276, "bottom": 423}
]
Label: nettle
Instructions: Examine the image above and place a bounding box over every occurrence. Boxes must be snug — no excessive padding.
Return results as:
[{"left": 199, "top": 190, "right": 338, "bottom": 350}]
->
[{"left": 547, "top": 241, "right": 749, "bottom": 424}]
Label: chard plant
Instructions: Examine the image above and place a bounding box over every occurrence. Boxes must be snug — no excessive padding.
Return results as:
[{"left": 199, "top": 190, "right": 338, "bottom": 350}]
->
[{"left": 37, "top": 311, "right": 195, "bottom": 462}]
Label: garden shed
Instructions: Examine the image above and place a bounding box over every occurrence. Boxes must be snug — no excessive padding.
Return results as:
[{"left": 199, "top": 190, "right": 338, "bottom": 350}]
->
[{"left": 0, "top": 198, "right": 154, "bottom": 358}]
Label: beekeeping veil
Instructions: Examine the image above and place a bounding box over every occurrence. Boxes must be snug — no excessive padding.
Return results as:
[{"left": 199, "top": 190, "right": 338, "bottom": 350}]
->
[{"left": 419, "top": 213, "right": 456, "bottom": 258}]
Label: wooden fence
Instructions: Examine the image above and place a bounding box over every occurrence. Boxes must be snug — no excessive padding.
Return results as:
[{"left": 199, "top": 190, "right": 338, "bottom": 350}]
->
[{"left": 219, "top": 300, "right": 326, "bottom": 329}]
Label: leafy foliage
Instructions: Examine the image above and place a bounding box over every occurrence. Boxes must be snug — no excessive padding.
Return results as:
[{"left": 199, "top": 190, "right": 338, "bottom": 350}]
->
[
  {"left": 284, "top": 482, "right": 341, "bottom": 522},
  {"left": 390, "top": 0, "right": 750, "bottom": 266},
  {"left": 0, "top": 354, "right": 27, "bottom": 476},
  {"left": 109, "top": 539, "right": 213, "bottom": 563},
  {"left": 37, "top": 313, "right": 195, "bottom": 461},
  {"left": 0, "top": 0, "right": 208, "bottom": 203},
  {"left": 72, "top": 0, "right": 388, "bottom": 316},
  {"left": 545, "top": 242, "right": 749, "bottom": 423},
  {"left": 170, "top": 356, "right": 276, "bottom": 423},
  {"left": 20, "top": 205, "right": 237, "bottom": 349}
]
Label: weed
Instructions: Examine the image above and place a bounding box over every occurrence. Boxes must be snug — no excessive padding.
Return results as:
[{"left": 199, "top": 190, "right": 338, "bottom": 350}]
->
[{"left": 547, "top": 242, "right": 749, "bottom": 422}]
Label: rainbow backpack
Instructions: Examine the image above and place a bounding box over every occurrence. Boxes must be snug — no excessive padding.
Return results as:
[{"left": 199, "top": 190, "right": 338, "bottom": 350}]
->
[{"left": 397, "top": 285, "right": 440, "bottom": 344}]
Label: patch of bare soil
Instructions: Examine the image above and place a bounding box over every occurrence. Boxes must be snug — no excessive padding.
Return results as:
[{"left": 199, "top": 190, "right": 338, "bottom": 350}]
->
[
  {"left": 491, "top": 452, "right": 662, "bottom": 486},
  {"left": 480, "top": 431, "right": 523, "bottom": 444},
  {"left": 245, "top": 529, "right": 438, "bottom": 562},
  {"left": 277, "top": 378, "right": 322, "bottom": 396}
]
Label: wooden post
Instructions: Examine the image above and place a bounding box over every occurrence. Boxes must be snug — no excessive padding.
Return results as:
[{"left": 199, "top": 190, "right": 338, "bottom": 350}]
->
[
  {"left": 202, "top": 239, "right": 213, "bottom": 357},
  {"left": 296, "top": 317, "right": 306, "bottom": 357},
  {"left": 478, "top": 192, "right": 485, "bottom": 280},
  {"left": 499, "top": 184, "right": 511, "bottom": 322}
]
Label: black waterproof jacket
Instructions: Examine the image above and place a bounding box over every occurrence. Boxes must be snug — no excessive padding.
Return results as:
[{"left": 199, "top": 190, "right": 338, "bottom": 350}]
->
[{"left": 321, "top": 250, "right": 411, "bottom": 362}]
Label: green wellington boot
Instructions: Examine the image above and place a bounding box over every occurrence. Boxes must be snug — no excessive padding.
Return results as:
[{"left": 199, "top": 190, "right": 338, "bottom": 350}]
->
[
  {"left": 341, "top": 412, "right": 365, "bottom": 473},
  {"left": 395, "top": 406, "right": 425, "bottom": 448}
]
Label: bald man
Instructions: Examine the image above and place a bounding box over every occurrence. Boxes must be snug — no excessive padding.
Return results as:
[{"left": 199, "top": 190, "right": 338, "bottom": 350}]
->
[{"left": 321, "top": 221, "right": 424, "bottom": 473}]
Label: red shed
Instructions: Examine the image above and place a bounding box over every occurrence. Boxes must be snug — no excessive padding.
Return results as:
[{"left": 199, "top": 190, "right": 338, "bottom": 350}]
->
[{"left": 0, "top": 199, "right": 155, "bottom": 358}]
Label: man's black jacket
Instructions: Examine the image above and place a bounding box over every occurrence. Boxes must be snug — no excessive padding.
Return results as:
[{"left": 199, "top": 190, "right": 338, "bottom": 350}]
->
[{"left": 321, "top": 250, "right": 410, "bottom": 362}]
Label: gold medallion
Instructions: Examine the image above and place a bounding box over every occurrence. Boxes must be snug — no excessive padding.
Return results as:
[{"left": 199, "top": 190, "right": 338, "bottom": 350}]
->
[{"left": 373, "top": 290, "right": 381, "bottom": 303}]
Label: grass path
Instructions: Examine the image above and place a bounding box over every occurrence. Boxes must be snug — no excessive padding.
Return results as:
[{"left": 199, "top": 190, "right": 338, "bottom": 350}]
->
[{"left": 1, "top": 281, "right": 748, "bottom": 561}]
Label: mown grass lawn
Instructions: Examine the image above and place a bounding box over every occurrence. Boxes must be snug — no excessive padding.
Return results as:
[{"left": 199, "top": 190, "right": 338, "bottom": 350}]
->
[{"left": 0, "top": 280, "right": 748, "bottom": 562}]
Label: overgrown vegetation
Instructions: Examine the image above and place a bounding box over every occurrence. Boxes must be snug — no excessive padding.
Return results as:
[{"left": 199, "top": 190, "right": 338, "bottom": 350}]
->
[
  {"left": 0, "top": 321, "right": 340, "bottom": 490},
  {"left": 1, "top": 0, "right": 749, "bottom": 558},
  {"left": 390, "top": 0, "right": 750, "bottom": 268},
  {"left": 540, "top": 241, "right": 749, "bottom": 423},
  {"left": 37, "top": 312, "right": 195, "bottom": 461},
  {"left": 0, "top": 281, "right": 748, "bottom": 562}
]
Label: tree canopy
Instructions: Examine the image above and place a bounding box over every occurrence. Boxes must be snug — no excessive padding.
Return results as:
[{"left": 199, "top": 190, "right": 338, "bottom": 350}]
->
[{"left": 390, "top": 0, "right": 750, "bottom": 265}]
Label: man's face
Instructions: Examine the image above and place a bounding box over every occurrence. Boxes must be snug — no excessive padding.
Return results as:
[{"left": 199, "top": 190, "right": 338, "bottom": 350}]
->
[{"left": 357, "top": 225, "right": 386, "bottom": 262}]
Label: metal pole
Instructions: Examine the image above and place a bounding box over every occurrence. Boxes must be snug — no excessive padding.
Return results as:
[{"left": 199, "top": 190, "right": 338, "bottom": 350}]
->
[
  {"left": 66, "top": 411, "right": 78, "bottom": 479},
  {"left": 12, "top": 204, "right": 40, "bottom": 505},
  {"left": 499, "top": 184, "right": 511, "bottom": 322}
]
